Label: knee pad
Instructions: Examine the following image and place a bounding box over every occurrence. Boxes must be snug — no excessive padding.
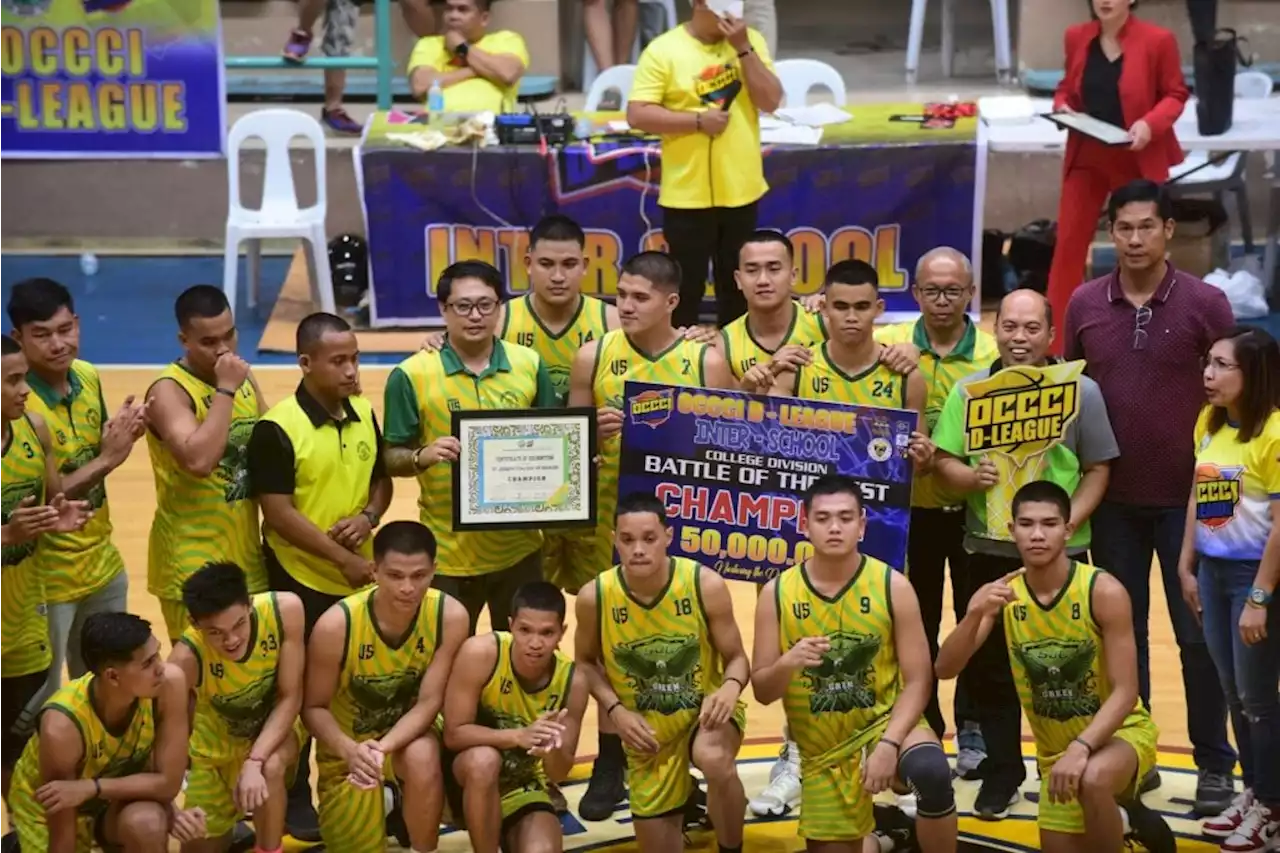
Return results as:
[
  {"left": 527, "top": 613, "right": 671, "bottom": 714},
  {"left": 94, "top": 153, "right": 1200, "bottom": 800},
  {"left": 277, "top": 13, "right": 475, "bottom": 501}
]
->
[{"left": 897, "top": 742, "right": 956, "bottom": 819}]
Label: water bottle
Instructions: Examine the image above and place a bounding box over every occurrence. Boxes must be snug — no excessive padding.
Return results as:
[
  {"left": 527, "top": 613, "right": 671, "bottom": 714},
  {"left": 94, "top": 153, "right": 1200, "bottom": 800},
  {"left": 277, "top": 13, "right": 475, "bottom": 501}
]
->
[
  {"left": 427, "top": 80, "right": 444, "bottom": 116},
  {"left": 79, "top": 253, "right": 98, "bottom": 276}
]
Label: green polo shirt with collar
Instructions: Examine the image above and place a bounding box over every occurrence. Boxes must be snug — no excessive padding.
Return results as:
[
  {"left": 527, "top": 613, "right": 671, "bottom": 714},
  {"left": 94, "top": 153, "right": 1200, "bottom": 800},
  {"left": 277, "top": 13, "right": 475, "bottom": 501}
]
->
[{"left": 384, "top": 337, "right": 557, "bottom": 577}]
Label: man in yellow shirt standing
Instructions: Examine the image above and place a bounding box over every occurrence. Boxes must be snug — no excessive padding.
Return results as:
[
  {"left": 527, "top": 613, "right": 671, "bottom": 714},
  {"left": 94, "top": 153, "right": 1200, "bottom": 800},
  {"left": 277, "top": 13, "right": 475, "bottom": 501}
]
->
[
  {"left": 627, "top": 2, "right": 781, "bottom": 329},
  {"left": 407, "top": 0, "right": 529, "bottom": 114}
]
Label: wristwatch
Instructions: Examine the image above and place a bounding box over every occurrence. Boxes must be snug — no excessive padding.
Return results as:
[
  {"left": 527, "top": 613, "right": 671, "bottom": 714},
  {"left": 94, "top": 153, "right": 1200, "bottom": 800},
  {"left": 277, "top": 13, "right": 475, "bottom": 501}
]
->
[
  {"left": 454, "top": 41, "right": 470, "bottom": 60},
  {"left": 1247, "top": 587, "right": 1273, "bottom": 608},
  {"left": 361, "top": 509, "right": 382, "bottom": 529}
]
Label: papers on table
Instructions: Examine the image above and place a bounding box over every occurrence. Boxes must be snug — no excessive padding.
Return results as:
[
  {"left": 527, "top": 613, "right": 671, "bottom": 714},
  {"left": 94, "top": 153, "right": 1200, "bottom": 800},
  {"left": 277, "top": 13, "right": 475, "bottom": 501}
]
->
[
  {"left": 757, "top": 104, "right": 849, "bottom": 146},
  {"left": 772, "top": 103, "right": 852, "bottom": 127},
  {"left": 978, "top": 95, "right": 1036, "bottom": 126},
  {"left": 1042, "top": 111, "right": 1132, "bottom": 145},
  {"left": 759, "top": 123, "right": 825, "bottom": 145}
]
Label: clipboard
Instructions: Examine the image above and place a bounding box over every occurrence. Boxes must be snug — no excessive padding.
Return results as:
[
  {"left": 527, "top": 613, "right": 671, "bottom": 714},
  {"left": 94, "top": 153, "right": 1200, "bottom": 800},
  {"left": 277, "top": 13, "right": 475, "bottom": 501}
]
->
[{"left": 1041, "top": 111, "right": 1132, "bottom": 146}]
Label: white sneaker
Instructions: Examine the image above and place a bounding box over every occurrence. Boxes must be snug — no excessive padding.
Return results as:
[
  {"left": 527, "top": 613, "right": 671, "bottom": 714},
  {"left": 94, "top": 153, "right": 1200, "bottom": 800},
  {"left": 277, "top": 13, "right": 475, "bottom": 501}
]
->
[
  {"left": 749, "top": 741, "right": 801, "bottom": 816},
  {"left": 1219, "top": 802, "right": 1279, "bottom": 853},
  {"left": 896, "top": 792, "right": 917, "bottom": 820},
  {"left": 1205, "top": 790, "right": 1255, "bottom": 839}
]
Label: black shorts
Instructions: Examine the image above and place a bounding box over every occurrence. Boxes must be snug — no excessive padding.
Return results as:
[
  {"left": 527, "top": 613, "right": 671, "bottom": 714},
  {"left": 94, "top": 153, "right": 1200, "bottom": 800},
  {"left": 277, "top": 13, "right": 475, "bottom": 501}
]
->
[
  {"left": 2, "top": 668, "right": 50, "bottom": 767},
  {"left": 265, "top": 544, "right": 345, "bottom": 641}
]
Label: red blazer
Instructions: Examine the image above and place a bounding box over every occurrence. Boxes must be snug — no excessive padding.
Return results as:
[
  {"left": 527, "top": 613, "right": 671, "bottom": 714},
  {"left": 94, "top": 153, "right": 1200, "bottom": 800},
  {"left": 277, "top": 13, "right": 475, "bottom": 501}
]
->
[{"left": 1053, "top": 16, "right": 1190, "bottom": 181}]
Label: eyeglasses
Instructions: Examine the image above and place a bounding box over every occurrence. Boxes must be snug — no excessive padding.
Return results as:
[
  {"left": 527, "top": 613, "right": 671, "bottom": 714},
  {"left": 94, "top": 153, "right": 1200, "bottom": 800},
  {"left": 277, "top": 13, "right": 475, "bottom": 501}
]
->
[
  {"left": 1132, "top": 305, "right": 1152, "bottom": 351},
  {"left": 917, "top": 286, "right": 968, "bottom": 304},
  {"left": 1202, "top": 356, "right": 1240, "bottom": 375},
  {"left": 447, "top": 299, "right": 500, "bottom": 317}
]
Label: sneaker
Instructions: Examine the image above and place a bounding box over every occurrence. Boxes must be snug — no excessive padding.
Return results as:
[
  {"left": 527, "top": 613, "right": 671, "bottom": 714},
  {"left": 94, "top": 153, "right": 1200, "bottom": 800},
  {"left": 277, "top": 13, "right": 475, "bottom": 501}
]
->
[
  {"left": 579, "top": 757, "right": 627, "bottom": 821},
  {"left": 281, "top": 28, "right": 311, "bottom": 63},
  {"left": 1220, "top": 803, "right": 1279, "bottom": 853},
  {"left": 1, "top": 831, "right": 20, "bottom": 853},
  {"left": 1205, "top": 790, "right": 1256, "bottom": 838},
  {"left": 321, "top": 107, "right": 363, "bottom": 135},
  {"left": 873, "top": 803, "right": 917, "bottom": 851},
  {"left": 548, "top": 782, "right": 568, "bottom": 814},
  {"left": 1123, "top": 798, "right": 1176, "bottom": 853},
  {"left": 384, "top": 782, "right": 410, "bottom": 848},
  {"left": 954, "top": 722, "right": 987, "bottom": 781},
  {"left": 748, "top": 742, "right": 801, "bottom": 816},
  {"left": 1138, "top": 767, "right": 1162, "bottom": 794},
  {"left": 227, "top": 821, "right": 255, "bottom": 853},
  {"left": 1195, "top": 771, "right": 1238, "bottom": 817},
  {"left": 285, "top": 791, "right": 321, "bottom": 843},
  {"left": 683, "top": 777, "right": 708, "bottom": 829},
  {"left": 973, "top": 777, "right": 1021, "bottom": 821}
]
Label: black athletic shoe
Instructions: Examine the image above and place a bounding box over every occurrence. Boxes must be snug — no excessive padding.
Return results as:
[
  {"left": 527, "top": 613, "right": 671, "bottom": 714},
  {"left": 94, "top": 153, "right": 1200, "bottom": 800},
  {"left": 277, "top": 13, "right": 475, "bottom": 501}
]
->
[
  {"left": 974, "top": 776, "right": 1021, "bottom": 821},
  {"left": 549, "top": 782, "right": 569, "bottom": 814},
  {"left": 227, "top": 821, "right": 256, "bottom": 853},
  {"left": 385, "top": 782, "right": 411, "bottom": 848},
  {"left": 2, "top": 830, "right": 20, "bottom": 853},
  {"left": 1124, "top": 798, "right": 1176, "bottom": 853},
  {"left": 579, "top": 758, "right": 627, "bottom": 821},
  {"left": 285, "top": 791, "right": 322, "bottom": 843},
  {"left": 1138, "top": 768, "right": 1162, "bottom": 795},
  {"left": 1193, "top": 770, "right": 1236, "bottom": 817},
  {"left": 873, "top": 803, "right": 918, "bottom": 851},
  {"left": 683, "top": 776, "right": 708, "bottom": 829}
]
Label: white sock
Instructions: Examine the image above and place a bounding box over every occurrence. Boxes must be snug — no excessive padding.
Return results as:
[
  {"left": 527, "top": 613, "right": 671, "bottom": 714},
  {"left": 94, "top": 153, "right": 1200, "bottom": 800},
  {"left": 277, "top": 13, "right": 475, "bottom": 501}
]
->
[{"left": 411, "top": 848, "right": 437, "bottom": 853}]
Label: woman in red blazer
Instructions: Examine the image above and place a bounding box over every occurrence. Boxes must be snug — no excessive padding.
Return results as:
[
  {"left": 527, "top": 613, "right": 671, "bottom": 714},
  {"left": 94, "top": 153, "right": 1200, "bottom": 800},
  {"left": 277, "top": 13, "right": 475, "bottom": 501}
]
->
[{"left": 1046, "top": 0, "right": 1189, "bottom": 353}]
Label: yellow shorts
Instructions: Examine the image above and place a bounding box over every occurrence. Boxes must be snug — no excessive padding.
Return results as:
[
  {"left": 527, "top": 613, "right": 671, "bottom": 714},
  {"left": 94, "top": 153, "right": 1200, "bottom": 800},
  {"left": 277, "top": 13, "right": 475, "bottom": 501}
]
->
[
  {"left": 1036, "top": 718, "right": 1158, "bottom": 835},
  {"left": 625, "top": 702, "right": 746, "bottom": 820},
  {"left": 11, "top": 794, "right": 100, "bottom": 853},
  {"left": 184, "top": 725, "right": 306, "bottom": 838},
  {"left": 317, "top": 750, "right": 397, "bottom": 853},
  {"left": 160, "top": 598, "right": 188, "bottom": 644}
]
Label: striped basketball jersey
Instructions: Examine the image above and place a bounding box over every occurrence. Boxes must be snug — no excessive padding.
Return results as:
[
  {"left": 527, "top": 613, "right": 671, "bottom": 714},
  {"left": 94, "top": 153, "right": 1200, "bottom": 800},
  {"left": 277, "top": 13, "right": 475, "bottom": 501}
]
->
[
  {"left": 25, "top": 360, "right": 124, "bottom": 604},
  {"left": 178, "top": 593, "right": 285, "bottom": 762},
  {"left": 1004, "top": 562, "right": 1151, "bottom": 765},
  {"left": 794, "top": 343, "right": 906, "bottom": 409},
  {"left": 146, "top": 363, "right": 265, "bottom": 602},
  {"left": 2, "top": 414, "right": 51, "bottom": 678},
  {"left": 319, "top": 587, "right": 446, "bottom": 770},
  {"left": 597, "top": 558, "right": 723, "bottom": 747},
  {"left": 502, "top": 294, "right": 610, "bottom": 404},
  {"left": 776, "top": 557, "right": 900, "bottom": 758},
  {"left": 721, "top": 302, "right": 826, "bottom": 380},
  {"left": 478, "top": 631, "right": 576, "bottom": 814}
]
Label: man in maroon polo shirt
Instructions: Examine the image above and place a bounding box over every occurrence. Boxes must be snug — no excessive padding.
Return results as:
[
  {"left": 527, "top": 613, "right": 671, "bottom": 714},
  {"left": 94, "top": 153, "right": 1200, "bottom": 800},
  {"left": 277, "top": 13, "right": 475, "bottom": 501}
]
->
[{"left": 1063, "top": 179, "right": 1237, "bottom": 817}]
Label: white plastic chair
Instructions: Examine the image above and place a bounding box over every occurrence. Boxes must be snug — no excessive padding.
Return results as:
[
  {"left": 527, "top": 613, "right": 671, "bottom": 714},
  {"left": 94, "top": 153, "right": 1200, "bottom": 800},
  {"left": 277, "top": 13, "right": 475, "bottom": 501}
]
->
[
  {"left": 905, "top": 0, "right": 1012, "bottom": 84},
  {"left": 585, "top": 64, "right": 638, "bottom": 111},
  {"left": 581, "top": 0, "right": 677, "bottom": 93},
  {"left": 222, "top": 109, "right": 335, "bottom": 319},
  {"left": 775, "top": 59, "right": 848, "bottom": 107},
  {"left": 1234, "top": 70, "right": 1275, "bottom": 99}
]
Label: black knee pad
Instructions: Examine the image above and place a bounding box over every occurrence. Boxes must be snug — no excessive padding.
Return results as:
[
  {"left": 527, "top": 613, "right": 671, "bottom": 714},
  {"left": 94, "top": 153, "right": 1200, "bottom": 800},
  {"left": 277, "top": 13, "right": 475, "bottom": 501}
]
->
[{"left": 898, "top": 741, "right": 956, "bottom": 819}]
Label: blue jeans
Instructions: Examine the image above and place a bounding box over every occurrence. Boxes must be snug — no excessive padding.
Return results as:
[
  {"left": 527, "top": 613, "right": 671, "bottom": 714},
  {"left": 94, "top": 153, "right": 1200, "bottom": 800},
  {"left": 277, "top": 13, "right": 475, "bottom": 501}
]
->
[
  {"left": 1198, "top": 557, "right": 1280, "bottom": 805},
  {"left": 1090, "top": 501, "right": 1237, "bottom": 774}
]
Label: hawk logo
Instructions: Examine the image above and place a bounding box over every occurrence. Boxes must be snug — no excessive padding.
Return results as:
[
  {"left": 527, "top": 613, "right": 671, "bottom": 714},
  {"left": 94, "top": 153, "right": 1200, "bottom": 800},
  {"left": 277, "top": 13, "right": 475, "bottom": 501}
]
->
[
  {"left": 350, "top": 668, "right": 425, "bottom": 736},
  {"left": 478, "top": 708, "right": 543, "bottom": 795},
  {"left": 613, "top": 635, "right": 702, "bottom": 715},
  {"left": 1013, "top": 638, "right": 1100, "bottom": 723},
  {"left": 217, "top": 418, "right": 255, "bottom": 503},
  {"left": 1194, "top": 463, "right": 1244, "bottom": 529},
  {"left": 802, "top": 631, "right": 881, "bottom": 714},
  {"left": 210, "top": 673, "right": 277, "bottom": 740}
]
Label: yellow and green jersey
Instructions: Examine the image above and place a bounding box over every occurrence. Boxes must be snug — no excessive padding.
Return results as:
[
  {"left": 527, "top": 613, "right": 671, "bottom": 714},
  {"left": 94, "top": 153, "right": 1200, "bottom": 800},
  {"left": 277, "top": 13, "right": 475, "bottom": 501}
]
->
[
  {"left": 178, "top": 592, "right": 285, "bottom": 762},
  {"left": 318, "top": 587, "right": 446, "bottom": 772},
  {"left": 597, "top": 558, "right": 724, "bottom": 747},
  {"left": 2, "top": 414, "right": 52, "bottom": 678},
  {"left": 776, "top": 557, "right": 901, "bottom": 761},
  {"left": 383, "top": 339, "right": 556, "bottom": 578},
  {"left": 720, "top": 302, "right": 826, "bottom": 380},
  {"left": 794, "top": 343, "right": 906, "bottom": 409},
  {"left": 876, "top": 319, "right": 998, "bottom": 508},
  {"left": 25, "top": 360, "right": 124, "bottom": 605},
  {"left": 1004, "top": 562, "right": 1151, "bottom": 766},
  {"left": 146, "top": 363, "right": 265, "bottom": 602},
  {"left": 502, "top": 294, "right": 611, "bottom": 404},
  {"left": 477, "top": 631, "right": 576, "bottom": 817}
]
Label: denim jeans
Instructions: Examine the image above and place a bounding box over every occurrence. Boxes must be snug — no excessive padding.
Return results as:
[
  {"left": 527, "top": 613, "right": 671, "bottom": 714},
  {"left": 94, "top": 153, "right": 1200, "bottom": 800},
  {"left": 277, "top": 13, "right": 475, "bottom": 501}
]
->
[
  {"left": 1091, "top": 501, "right": 1237, "bottom": 774},
  {"left": 1198, "top": 557, "right": 1280, "bottom": 806}
]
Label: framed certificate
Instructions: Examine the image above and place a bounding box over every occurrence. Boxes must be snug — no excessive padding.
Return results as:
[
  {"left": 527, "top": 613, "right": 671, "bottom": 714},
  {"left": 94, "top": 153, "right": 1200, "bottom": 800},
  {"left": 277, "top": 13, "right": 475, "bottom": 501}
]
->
[
  {"left": 451, "top": 408, "right": 598, "bottom": 532},
  {"left": 1041, "top": 111, "right": 1132, "bottom": 146}
]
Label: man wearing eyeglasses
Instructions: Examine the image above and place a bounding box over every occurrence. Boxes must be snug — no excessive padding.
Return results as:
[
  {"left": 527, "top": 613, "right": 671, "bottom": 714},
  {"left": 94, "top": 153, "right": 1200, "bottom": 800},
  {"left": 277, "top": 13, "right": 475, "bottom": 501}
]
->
[
  {"left": 1062, "top": 179, "right": 1238, "bottom": 817},
  {"left": 383, "top": 260, "right": 560, "bottom": 633}
]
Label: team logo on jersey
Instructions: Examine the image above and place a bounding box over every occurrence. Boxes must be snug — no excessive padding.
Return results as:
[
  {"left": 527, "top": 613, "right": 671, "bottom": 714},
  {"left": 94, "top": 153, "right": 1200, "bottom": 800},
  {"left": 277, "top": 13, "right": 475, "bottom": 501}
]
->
[
  {"left": 962, "top": 362, "right": 1085, "bottom": 462},
  {"left": 350, "top": 668, "right": 425, "bottom": 735},
  {"left": 62, "top": 445, "right": 107, "bottom": 510},
  {"left": 695, "top": 63, "right": 742, "bottom": 111},
  {"left": 480, "top": 709, "right": 544, "bottom": 793},
  {"left": 613, "top": 635, "right": 702, "bottom": 715},
  {"left": 210, "top": 673, "right": 277, "bottom": 740},
  {"left": 1194, "top": 463, "right": 1244, "bottom": 528},
  {"left": 628, "top": 389, "right": 673, "bottom": 429},
  {"left": 803, "top": 631, "right": 880, "bottom": 714},
  {"left": 218, "top": 418, "right": 255, "bottom": 503},
  {"left": 1012, "top": 638, "right": 1100, "bottom": 722}
]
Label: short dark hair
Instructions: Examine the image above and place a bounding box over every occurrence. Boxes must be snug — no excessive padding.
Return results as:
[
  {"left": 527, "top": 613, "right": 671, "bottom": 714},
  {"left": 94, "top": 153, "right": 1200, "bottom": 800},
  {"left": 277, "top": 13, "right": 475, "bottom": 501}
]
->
[
  {"left": 80, "top": 612, "right": 153, "bottom": 673},
  {"left": 1089, "top": 0, "right": 1138, "bottom": 19},
  {"left": 510, "top": 581, "right": 566, "bottom": 621},
  {"left": 1107, "top": 179, "right": 1173, "bottom": 223},
  {"left": 802, "top": 474, "right": 864, "bottom": 512},
  {"left": 1205, "top": 326, "right": 1280, "bottom": 442},
  {"left": 182, "top": 561, "right": 251, "bottom": 621},
  {"left": 825, "top": 260, "right": 879, "bottom": 289},
  {"left": 374, "top": 520, "right": 439, "bottom": 563},
  {"left": 7, "top": 278, "right": 74, "bottom": 329},
  {"left": 1011, "top": 480, "right": 1072, "bottom": 522},
  {"left": 995, "top": 289, "right": 1054, "bottom": 330},
  {"left": 620, "top": 251, "right": 682, "bottom": 293},
  {"left": 175, "top": 285, "right": 231, "bottom": 328},
  {"left": 1, "top": 334, "right": 20, "bottom": 356},
  {"left": 438, "top": 260, "right": 505, "bottom": 306},
  {"left": 296, "top": 312, "right": 352, "bottom": 355},
  {"left": 615, "top": 491, "right": 669, "bottom": 525},
  {"left": 529, "top": 215, "right": 586, "bottom": 250},
  {"left": 742, "top": 229, "right": 795, "bottom": 261}
]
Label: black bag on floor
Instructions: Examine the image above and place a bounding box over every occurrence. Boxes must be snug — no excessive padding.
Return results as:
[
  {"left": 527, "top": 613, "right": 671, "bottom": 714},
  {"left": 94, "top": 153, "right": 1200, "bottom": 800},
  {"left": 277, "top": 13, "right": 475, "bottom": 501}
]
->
[
  {"left": 981, "top": 229, "right": 1008, "bottom": 299},
  {"left": 1195, "top": 29, "right": 1249, "bottom": 136},
  {"left": 1007, "top": 219, "right": 1056, "bottom": 294}
]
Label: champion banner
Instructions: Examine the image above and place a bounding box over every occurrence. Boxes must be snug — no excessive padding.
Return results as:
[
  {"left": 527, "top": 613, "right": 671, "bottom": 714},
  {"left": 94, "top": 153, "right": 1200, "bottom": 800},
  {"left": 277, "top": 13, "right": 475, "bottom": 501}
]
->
[
  {"left": 617, "top": 381, "right": 917, "bottom": 583},
  {"left": 1, "top": 0, "right": 225, "bottom": 157}
]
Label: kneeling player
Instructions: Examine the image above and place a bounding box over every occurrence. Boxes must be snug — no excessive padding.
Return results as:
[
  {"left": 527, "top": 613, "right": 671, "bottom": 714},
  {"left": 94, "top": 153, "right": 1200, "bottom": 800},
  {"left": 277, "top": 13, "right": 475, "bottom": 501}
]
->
[
  {"left": 752, "top": 475, "right": 958, "bottom": 853},
  {"left": 936, "top": 481, "right": 1174, "bottom": 853},
  {"left": 575, "top": 492, "right": 750, "bottom": 852},
  {"left": 443, "top": 581, "right": 589, "bottom": 852},
  {"left": 9, "top": 612, "right": 187, "bottom": 853},
  {"left": 303, "top": 521, "right": 468, "bottom": 853},
  {"left": 168, "top": 562, "right": 306, "bottom": 853}
]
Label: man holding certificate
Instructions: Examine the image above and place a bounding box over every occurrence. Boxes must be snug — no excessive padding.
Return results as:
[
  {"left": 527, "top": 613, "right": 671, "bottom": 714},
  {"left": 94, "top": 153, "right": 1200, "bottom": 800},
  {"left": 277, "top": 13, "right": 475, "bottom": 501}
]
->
[{"left": 383, "top": 260, "right": 560, "bottom": 633}]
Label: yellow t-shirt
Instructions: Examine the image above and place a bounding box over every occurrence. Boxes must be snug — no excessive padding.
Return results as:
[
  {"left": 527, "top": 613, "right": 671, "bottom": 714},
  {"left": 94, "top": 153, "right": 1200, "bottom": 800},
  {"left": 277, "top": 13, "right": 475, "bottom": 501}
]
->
[
  {"left": 408, "top": 30, "right": 529, "bottom": 113},
  {"left": 1192, "top": 408, "right": 1280, "bottom": 561},
  {"left": 629, "top": 25, "right": 773, "bottom": 209}
]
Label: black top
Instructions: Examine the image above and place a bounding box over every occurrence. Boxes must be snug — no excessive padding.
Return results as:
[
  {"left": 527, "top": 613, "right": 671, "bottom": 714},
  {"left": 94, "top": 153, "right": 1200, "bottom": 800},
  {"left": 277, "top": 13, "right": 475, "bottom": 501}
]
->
[{"left": 1081, "top": 36, "right": 1125, "bottom": 127}]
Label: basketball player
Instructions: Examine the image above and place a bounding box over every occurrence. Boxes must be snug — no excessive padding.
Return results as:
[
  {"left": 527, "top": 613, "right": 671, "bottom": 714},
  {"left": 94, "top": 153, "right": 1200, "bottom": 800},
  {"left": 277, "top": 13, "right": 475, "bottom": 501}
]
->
[
  {"left": 574, "top": 492, "right": 750, "bottom": 852},
  {"left": 566, "top": 252, "right": 736, "bottom": 820},
  {"left": 8, "top": 612, "right": 188, "bottom": 853},
  {"left": 167, "top": 562, "right": 305, "bottom": 853},
  {"left": 7, "top": 278, "right": 146, "bottom": 688},
  {"left": 303, "top": 520, "right": 468, "bottom": 853},
  {"left": 752, "top": 475, "right": 958, "bottom": 853},
  {"left": 936, "top": 481, "right": 1174, "bottom": 853},
  {"left": 146, "top": 285, "right": 267, "bottom": 644},
  {"left": 443, "top": 581, "right": 590, "bottom": 853}
]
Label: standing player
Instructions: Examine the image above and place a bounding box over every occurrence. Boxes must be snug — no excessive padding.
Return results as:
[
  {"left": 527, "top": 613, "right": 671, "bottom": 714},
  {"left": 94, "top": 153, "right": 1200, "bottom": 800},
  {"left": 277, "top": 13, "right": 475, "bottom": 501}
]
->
[
  {"left": 574, "top": 493, "right": 750, "bottom": 852},
  {"left": 168, "top": 562, "right": 305, "bottom": 853},
  {"left": 936, "top": 481, "right": 1174, "bottom": 853},
  {"left": 146, "top": 285, "right": 267, "bottom": 644},
  {"left": 751, "top": 475, "right": 958, "bottom": 853},
  {"left": 566, "top": 252, "right": 737, "bottom": 819},
  {"left": 443, "top": 581, "right": 590, "bottom": 853},
  {"left": 8, "top": 612, "right": 188, "bottom": 853},
  {"left": 303, "top": 521, "right": 469, "bottom": 853}
]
